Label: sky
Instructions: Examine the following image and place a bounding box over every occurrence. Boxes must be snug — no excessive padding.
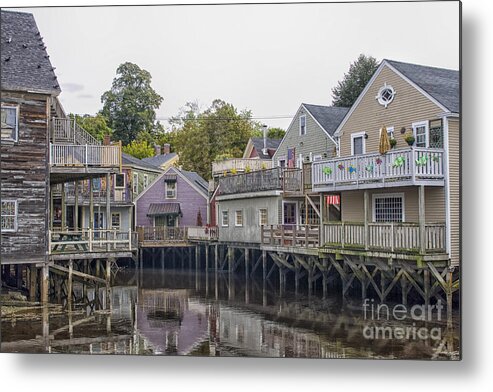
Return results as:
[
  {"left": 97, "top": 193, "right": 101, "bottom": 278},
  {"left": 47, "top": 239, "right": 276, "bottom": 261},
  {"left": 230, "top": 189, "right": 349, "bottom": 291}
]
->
[{"left": 8, "top": 1, "right": 460, "bottom": 130}]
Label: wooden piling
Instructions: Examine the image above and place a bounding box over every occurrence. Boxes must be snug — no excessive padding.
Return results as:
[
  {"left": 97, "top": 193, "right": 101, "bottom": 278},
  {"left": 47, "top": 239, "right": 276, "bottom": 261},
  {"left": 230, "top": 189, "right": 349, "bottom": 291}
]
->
[
  {"left": 41, "top": 264, "right": 49, "bottom": 304},
  {"left": 68, "top": 260, "right": 73, "bottom": 309}
]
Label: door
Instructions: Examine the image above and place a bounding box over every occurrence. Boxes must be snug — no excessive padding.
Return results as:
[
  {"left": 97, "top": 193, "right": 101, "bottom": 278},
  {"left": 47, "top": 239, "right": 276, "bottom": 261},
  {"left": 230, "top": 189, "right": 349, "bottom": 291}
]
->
[
  {"left": 94, "top": 212, "right": 104, "bottom": 239},
  {"left": 283, "top": 202, "right": 297, "bottom": 225}
]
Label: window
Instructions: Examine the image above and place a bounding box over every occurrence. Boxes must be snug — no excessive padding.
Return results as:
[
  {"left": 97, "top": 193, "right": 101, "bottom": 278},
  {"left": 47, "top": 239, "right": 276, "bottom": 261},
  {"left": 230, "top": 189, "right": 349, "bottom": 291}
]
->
[
  {"left": 114, "top": 173, "right": 125, "bottom": 189},
  {"left": 385, "top": 126, "right": 394, "bottom": 139},
  {"left": 259, "top": 208, "right": 268, "bottom": 226},
  {"left": 351, "top": 132, "right": 366, "bottom": 155},
  {"left": 1, "top": 200, "right": 17, "bottom": 232},
  {"left": 92, "top": 178, "right": 101, "bottom": 191},
  {"left": 143, "top": 174, "right": 149, "bottom": 189},
  {"left": 429, "top": 119, "right": 444, "bottom": 148},
  {"left": 413, "top": 121, "right": 429, "bottom": 148},
  {"left": 283, "top": 202, "right": 297, "bottom": 225},
  {"left": 299, "top": 115, "right": 306, "bottom": 136},
  {"left": 165, "top": 181, "right": 176, "bottom": 199},
  {"left": 133, "top": 173, "right": 139, "bottom": 194},
  {"left": 373, "top": 194, "right": 404, "bottom": 222},
  {"left": 300, "top": 201, "right": 320, "bottom": 225},
  {"left": 235, "top": 210, "right": 243, "bottom": 227},
  {"left": 1, "top": 105, "right": 18, "bottom": 142},
  {"left": 376, "top": 84, "right": 396, "bottom": 108},
  {"left": 111, "top": 212, "right": 121, "bottom": 231},
  {"left": 278, "top": 156, "right": 286, "bottom": 168},
  {"left": 221, "top": 210, "right": 229, "bottom": 227}
]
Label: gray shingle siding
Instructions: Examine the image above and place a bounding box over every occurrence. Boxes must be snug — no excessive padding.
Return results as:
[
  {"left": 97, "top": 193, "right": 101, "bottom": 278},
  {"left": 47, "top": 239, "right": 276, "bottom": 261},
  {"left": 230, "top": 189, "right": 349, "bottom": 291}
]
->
[{"left": 1, "top": 10, "right": 61, "bottom": 95}]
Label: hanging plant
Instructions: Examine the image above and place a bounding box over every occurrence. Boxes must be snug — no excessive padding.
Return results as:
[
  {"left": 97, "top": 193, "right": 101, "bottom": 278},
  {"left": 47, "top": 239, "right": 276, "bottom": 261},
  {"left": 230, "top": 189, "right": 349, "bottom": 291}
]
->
[
  {"left": 322, "top": 166, "right": 333, "bottom": 175},
  {"left": 393, "top": 156, "right": 405, "bottom": 168},
  {"left": 338, "top": 163, "right": 345, "bottom": 171},
  {"left": 404, "top": 131, "right": 415, "bottom": 146},
  {"left": 389, "top": 138, "right": 397, "bottom": 148}
]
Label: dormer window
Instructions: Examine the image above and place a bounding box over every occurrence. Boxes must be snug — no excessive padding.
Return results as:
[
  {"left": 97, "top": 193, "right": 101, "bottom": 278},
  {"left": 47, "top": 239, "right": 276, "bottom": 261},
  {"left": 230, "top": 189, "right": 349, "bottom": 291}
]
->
[{"left": 299, "top": 115, "right": 306, "bottom": 136}]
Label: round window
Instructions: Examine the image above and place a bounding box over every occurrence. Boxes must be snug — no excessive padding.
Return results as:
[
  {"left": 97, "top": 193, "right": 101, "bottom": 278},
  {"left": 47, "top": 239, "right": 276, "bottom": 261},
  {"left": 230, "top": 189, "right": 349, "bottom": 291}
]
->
[{"left": 376, "top": 84, "right": 395, "bottom": 108}]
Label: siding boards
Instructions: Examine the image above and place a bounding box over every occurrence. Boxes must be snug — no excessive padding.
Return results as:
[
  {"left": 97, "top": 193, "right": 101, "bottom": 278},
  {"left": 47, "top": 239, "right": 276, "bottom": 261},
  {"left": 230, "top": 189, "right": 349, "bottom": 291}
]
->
[
  {"left": 1, "top": 91, "right": 49, "bottom": 264},
  {"left": 448, "top": 118, "right": 460, "bottom": 266},
  {"left": 273, "top": 106, "right": 337, "bottom": 164},
  {"left": 339, "top": 66, "right": 445, "bottom": 156}
]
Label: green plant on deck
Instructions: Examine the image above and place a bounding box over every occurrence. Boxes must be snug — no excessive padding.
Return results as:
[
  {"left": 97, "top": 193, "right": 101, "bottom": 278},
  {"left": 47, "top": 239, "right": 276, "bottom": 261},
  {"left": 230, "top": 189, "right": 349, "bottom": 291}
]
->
[
  {"left": 230, "top": 168, "right": 237, "bottom": 175},
  {"left": 404, "top": 131, "right": 415, "bottom": 146},
  {"left": 245, "top": 165, "right": 251, "bottom": 173},
  {"left": 261, "top": 162, "right": 268, "bottom": 170}
]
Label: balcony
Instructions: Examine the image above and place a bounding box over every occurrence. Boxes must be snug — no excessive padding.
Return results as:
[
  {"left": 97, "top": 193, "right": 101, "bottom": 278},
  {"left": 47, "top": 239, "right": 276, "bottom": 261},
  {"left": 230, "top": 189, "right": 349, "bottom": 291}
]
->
[
  {"left": 59, "top": 183, "right": 133, "bottom": 205},
  {"left": 218, "top": 167, "right": 282, "bottom": 196},
  {"left": 212, "top": 158, "right": 272, "bottom": 177},
  {"left": 51, "top": 117, "right": 100, "bottom": 145},
  {"left": 312, "top": 148, "right": 445, "bottom": 191}
]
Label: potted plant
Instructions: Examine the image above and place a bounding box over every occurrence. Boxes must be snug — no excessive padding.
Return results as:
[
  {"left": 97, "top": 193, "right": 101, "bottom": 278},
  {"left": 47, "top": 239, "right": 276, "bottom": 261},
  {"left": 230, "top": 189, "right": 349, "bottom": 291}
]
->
[
  {"left": 245, "top": 165, "right": 251, "bottom": 173},
  {"left": 404, "top": 131, "right": 415, "bottom": 146},
  {"left": 389, "top": 138, "right": 397, "bottom": 149}
]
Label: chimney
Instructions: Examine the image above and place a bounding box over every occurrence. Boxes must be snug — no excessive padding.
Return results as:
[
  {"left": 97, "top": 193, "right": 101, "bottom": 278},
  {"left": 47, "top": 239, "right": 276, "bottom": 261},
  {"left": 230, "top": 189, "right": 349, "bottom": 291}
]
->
[
  {"left": 154, "top": 144, "right": 161, "bottom": 156},
  {"left": 262, "top": 125, "right": 268, "bottom": 156},
  {"left": 103, "top": 135, "right": 111, "bottom": 146},
  {"left": 162, "top": 143, "right": 171, "bottom": 155}
]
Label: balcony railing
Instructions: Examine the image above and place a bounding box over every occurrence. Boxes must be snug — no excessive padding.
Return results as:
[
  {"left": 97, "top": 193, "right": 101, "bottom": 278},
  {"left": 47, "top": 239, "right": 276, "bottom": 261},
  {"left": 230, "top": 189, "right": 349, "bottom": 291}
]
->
[
  {"left": 312, "top": 148, "right": 445, "bottom": 190},
  {"left": 137, "top": 226, "right": 188, "bottom": 245},
  {"left": 219, "top": 167, "right": 282, "bottom": 195},
  {"left": 51, "top": 117, "right": 100, "bottom": 145},
  {"left": 323, "top": 222, "right": 446, "bottom": 253},
  {"left": 50, "top": 143, "right": 121, "bottom": 168},
  {"left": 49, "top": 229, "right": 137, "bottom": 255},
  {"left": 187, "top": 226, "right": 219, "bottom": 241},
  {"left": 261, "top": 225, "right": 320, "bottom": 248},
  {"left": 212, "top": 158, "right": 273, "bottom": 176}
]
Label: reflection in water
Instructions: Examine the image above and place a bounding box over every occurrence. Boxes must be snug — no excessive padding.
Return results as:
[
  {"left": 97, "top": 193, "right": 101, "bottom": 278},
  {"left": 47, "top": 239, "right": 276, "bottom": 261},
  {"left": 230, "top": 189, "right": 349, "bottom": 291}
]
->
[{"left": 1, "top": 268, "right": 460, "bottom": 359}]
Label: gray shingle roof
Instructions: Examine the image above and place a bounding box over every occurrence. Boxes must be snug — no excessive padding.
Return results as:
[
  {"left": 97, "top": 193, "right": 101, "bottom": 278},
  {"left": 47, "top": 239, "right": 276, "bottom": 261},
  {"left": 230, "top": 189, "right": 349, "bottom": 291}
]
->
[
  {"left": 1, "top": 10, "right": 61, "bottom": 95},
  {"left": 250, "top": 137, "right": 282, "bottom": 159},
  {"left": 179, "top": 169, "right": 209, "bottom": 196},
  {"left": 122, "top": 152, "right": 163, "bottom": 172},
  {"left": 142, "top": 152, "right": 178, "bottom": 168},
  {"left": 386, "top": 59, "right": 459, "bottom": 113},
  {"left": 302, "top": 104, "right": 350, "bottom": 136}
]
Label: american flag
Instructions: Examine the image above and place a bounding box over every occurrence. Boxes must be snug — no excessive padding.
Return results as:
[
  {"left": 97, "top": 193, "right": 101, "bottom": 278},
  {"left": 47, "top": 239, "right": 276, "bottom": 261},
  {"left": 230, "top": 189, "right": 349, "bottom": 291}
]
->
[{"left": 287, "top": 147, "right": 295, "bottom": 168}]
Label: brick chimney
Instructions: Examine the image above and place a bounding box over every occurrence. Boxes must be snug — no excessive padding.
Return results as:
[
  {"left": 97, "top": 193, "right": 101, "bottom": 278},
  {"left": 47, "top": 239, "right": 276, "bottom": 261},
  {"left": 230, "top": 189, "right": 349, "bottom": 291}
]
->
[
  {"left": 154, "top": 144, "right": 161, "bottom": 156},
  {"left": 103, "top": 135, "right": 111, "bottom": 146},
  {"left": 162, "top": 143, "right": 171, "bottom": 155}
]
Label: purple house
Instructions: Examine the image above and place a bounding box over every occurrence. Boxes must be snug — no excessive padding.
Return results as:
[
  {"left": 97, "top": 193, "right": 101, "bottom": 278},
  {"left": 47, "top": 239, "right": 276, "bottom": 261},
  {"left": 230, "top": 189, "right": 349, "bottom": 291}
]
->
[{"left": 135, "top": 166, "right": 209, "bottom": 227}]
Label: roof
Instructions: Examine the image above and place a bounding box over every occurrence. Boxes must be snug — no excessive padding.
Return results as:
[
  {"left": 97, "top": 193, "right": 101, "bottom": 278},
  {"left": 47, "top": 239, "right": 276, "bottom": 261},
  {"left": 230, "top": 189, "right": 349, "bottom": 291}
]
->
[
  {"left": 250, "top": 138, "right": 282, "bottom": 159},
  {"left": 385, "top": 59, "right": 459, "bottom": 113},
  {"left": 147, "top": 202, "right": 181, "bottom": 216},
  {"left": 179, "top": 169, "right": 209, "bottom": 196},
  {"left": 142, "top": 153, "right": 178, "bottom": 168},
  {"left": 302, "top": 104, "right": 350, "bottom": 136},
  {"left": 1, "top": 10, "right": 61, "bottom": 95},
  {"left": 122, "top": 153, "right": 163, "bottom": 172}
]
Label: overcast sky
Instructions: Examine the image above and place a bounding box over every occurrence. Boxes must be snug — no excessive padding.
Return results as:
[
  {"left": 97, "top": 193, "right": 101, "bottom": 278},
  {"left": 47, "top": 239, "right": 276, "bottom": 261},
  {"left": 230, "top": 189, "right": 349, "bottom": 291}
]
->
[{"left": 12, "top": 1, "right": 460, "bottom": 130}]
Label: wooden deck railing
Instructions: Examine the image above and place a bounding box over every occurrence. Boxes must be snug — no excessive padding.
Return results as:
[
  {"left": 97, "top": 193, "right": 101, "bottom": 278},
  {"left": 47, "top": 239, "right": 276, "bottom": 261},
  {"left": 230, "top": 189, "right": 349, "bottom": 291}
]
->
[
  {"left": 187, "top": 226, "right": 219, "bottom": 241},
  {"left": 51, "top": 117, "right": 100, "bottom": 145},
  {"left": 323, "top": 222, "right": 446, "bottom": 253},
  {"left": 261, "top": 225, "right": 320, "bottom": 248},
  {"left": 212, "top": 158, "right": 272, "bottom": 176},
  {"left": 219, "top": 167, "right": 282, "bottom": 195},
  {"left": 312, "top": 147, "right": 445, "bottom": 190},
  {"left": 49, "top": 229, "right": 137, "bottom": 254},
  {"left": 137, "top": 226, "right": 188, "bottom": 244},
  {"left": 50, "top": 143, "right": 121, "bottom": 168}
]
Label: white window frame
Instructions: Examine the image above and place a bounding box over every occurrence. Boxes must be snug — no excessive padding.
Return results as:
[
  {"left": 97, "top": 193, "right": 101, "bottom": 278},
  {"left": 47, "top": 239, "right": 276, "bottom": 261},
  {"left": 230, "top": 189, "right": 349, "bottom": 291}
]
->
[
  {"left": 143, "top": 174, "right": 149, "bottom": 189},
  {"left": 313, "top": 154, "right": 323, "bottom": 162},
  {"left": 235, "top": 210, "right": 243, "bottom": 227},
  {"left": 299, "top": 114, "right": 306, "bottom": 136},
  {"left": 259, "top": 208, "right": 268, "bottom": 226},
  {"left": 375, "top": 84, "right": 396, "bottom": 108},
  {"left": 221, "top": 210, "right": 229, "bottom": 227},
  {"left": 165, "top": 181, "right": 177, "bottom": 199},
  {"left": 278, "top": 156, "right": 286, "bottom": 168},
  {"left": 1, "top": 200, "right": 18, "bottom": 232},
  {"left": 111, "top": 212, "right": 121, "bottom": 230},
  {"left": 132, "top": 173, "right": 139, "bottom": 194},
  {"left": 1, "top": 105, "right": 19, "bottom": 142},
  {"left": 351, "top": 131, "right": 366, "bottom": 155},
  {"left": 114, "top": 173, "right": 126, "bottom": 189},
  {"left": 412, "top": 121, "right": 429, "bottom": 148},
  {"left": 372, "top": 193, "right": 405, "bottom": 223}
]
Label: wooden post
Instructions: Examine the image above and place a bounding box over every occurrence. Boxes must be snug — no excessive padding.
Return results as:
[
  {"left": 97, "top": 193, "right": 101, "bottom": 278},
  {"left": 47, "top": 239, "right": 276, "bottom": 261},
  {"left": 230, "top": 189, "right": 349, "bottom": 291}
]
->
[
  {"left": 419, "top": 185, "right": 426, "bottom": 255},
  {"left": 400, "top": 274, "right": 408, "bottom": 306},
  {"left": 262, "top": 250, "right": 267, "bottom": 283},
  {"left": 41, "top": 264, "right": 49, "bottom": 304},
  {"left": 29, "top": 265, "right": 37, "bottom": 302},
  {"left": 205, "top": 245, "right": 209, "bottom": 272},
  {"left": 195, "top": 245, "right": 200, "bottom": 272},
  {"left": 322, "top": 258, "right": 328, "bottom": 299},
  {"left": 364, "top": 190, "right": 369, "bottom": 250},
  {"left": 15, "top": 265, "right": 23, "bottom": 289},
  {"left": 106, "top": 173, "right": 111, "bottom": 251},
  {"left": 105, "top": 259, "right": 111, "bottom": 310},
  {"left": 228, "top": 247, "right": 234, "bottom": 275},
  {"left": 50, "top": 185, "right": 54, "bottom": 230},
  {"left": 295, "top": 260, "right": 300, "bottom": 296},
  {"left": 61, "top": 182, "right": 66, "bottom": 231},
  {"left": 74, "top": 180, "right": 79, "bottom": 229},
  {"left": 161, "top": 248, "right": 165, "bottom": 269},
  {"left": 68, "top": 259, "right": 73, "bottom": 309},
  {"left": 245, "top": 248, "right": 250, "bottom": 304},
  {"left": 319, "top": 193, "right": 325, "bottom": 245},
  {"left": 423, "top": 268, "right": 430, "bottom": 308},
  {"left": 214, "top": 244, "right": 219, "bottom": 272},
  {"left": 446, "top": 268, "right": 453, "bottom": 329},
  {"left": 89, "top": 178, "right": 94, "bottom": 230}
]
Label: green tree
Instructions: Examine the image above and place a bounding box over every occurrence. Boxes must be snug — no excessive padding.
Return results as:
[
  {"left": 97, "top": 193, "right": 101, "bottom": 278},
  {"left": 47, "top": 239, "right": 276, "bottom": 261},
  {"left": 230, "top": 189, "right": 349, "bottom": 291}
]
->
[
  {"left": 71, "top": 113, "right": 113, "bottom": 142},
  {"left": 267, "top": 127, "right": 285, "bottom": 139},
  {"left": 122, "top": 139, "right": 154, "bottom": 159},
  {"left": 173, "top": 99, "right": 260, "bottom": 179},
  {"left": 101, "top": 62, "right": 163, "bottom": 145},
  {"left": 331, "top": 54, "right": 378, "bottom": 107}
]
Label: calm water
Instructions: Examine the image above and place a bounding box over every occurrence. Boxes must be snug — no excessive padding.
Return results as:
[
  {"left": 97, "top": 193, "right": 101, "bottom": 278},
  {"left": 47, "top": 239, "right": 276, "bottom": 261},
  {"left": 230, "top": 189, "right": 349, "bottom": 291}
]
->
[{"left": 1, "top": 266, "right": 460, "bottom": 359}]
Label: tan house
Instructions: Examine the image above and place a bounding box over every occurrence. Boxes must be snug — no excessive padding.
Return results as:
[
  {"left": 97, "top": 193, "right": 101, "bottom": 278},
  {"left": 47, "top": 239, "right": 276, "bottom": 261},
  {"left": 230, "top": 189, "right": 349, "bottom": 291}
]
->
[{"left": 311, "top": 59, "right": 460, "bottom": 267}]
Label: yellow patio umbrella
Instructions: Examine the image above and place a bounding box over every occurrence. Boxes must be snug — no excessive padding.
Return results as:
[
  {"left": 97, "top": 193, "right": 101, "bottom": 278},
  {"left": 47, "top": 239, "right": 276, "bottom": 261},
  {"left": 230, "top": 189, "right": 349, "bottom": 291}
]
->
[{"left": 379, "top": 126, "right": 391, "bottom": 155}]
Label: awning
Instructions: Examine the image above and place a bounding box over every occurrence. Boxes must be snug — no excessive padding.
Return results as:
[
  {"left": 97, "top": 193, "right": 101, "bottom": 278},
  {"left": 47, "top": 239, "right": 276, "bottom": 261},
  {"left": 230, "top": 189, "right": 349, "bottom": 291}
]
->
[
  {"left": 163, "top": 174, "right": 177, "bottom": 182},
  {"left": 147, "top": 202, "right": 181, "bottom": 217}
]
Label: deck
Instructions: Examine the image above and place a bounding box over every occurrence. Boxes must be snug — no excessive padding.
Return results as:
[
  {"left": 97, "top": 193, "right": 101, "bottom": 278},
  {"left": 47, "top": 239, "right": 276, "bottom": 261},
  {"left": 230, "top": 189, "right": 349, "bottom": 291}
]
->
[
  {"left": 311, "top": 147, "right": 445, "bottom": 191},
  {"left": 137, "top": 226, "right": 219, "bottom": 248},
  {"left": 212, "top": 158, "right": 273, "bottom": 177}
]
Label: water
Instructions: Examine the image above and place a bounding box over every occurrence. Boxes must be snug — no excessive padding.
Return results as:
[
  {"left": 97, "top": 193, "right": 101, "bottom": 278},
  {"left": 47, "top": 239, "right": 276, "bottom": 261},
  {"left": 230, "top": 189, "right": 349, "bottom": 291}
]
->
[{"left": 1, "top": 267, "right": 460, "bottom": 359}]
